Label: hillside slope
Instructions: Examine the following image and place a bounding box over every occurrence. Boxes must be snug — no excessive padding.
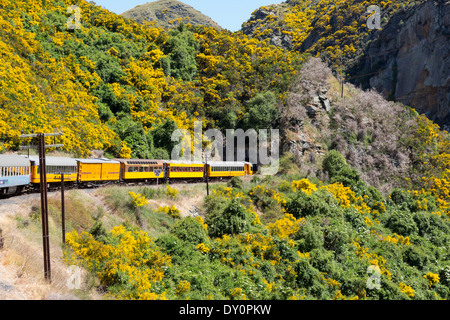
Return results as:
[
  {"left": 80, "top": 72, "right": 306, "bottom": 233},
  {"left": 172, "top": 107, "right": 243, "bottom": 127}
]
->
[
  {"left": 240, "top": 0, "right": 449, "bottom": 128},
  {"left": 0, "top": 0, "right": 304, "bottom": 158},
  {"left": 121, "top": 0, "right": 222, "bottom": 29}
]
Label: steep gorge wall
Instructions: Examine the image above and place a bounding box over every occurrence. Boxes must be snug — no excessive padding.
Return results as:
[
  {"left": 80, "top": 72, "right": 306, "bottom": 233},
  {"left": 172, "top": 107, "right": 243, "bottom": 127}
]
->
[{"left": 355, "top": 0, "right": 449, "bottom": 129}]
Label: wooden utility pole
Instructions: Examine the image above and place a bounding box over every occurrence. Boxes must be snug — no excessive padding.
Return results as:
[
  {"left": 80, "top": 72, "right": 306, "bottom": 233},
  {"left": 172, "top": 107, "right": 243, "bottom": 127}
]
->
[
  {"left": 205, "top": 154, "right": 210, "bottom": 196},
  {"left": 20, "top": 132, "right": 63, "bottom": 283},
  {"left": 61, "top": 172, "right": 66, "bottom": 245}
]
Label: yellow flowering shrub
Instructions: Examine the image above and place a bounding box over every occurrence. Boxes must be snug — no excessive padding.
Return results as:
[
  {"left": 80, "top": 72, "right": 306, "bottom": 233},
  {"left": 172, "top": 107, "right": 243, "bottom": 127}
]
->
[
  {"left": 129, "top": 192, "right": 149, "bottom": 208},
  {"left": 175, "top": 280, "right": 191, "bottom": 296},
  {"left": 196, "top": 243, "right": 211, "bottom": 254},
  {"left": 399, "top": 282, "right": 415, "bottom": 298},
  {"left": 267, "top": 213, "right": 304, "bottom": 240},
  {"left": 292, "top": 179, "right": 318, "bottom": 195},
  {"left": 321, "top": 183, "right": 355, "bottom": 208},
  {"left": 229, "top": 287, "right": 248, "bottom": 300},
  {"left": 165, "top": 186, "right": 179, "bottom": 199},
  {"left": 64, "top": 226, "right": 171, "bottom": 300},
  {"left": 159, "top": 205, "right": 181, "bottom": 219},
  {"left": 423, "top": 272, "right": 440, "bottom": 287}
]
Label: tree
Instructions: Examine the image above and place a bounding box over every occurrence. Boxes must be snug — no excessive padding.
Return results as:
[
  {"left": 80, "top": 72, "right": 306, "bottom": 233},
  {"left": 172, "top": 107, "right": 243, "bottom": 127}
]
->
[
  {"left": 206, "top": 198, "right": 249, "bottom": 238},
  {"left": 160, "top": 23, "right": 199, "bottom": 81},
  {"left": 241, "top": 91, "right": 279, "bottom": 131}
]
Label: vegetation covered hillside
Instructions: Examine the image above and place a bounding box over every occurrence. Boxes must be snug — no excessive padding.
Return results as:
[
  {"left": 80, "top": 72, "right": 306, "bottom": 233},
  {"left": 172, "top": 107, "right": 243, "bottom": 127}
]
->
[
  {"left": 241, "top": 0, "right": 422, "bottom": 72},
  {"left": 0, "top": 0, "right": 305, "bottom": 157},
  {"left": 63, "top": 161, "right": 450, "bottom": 300},
  {"left": 121, "top": 0, "right": 222, "bottom": 29},
  {"left": 1, "top": 0, "right": 450, "bottom": 302}
]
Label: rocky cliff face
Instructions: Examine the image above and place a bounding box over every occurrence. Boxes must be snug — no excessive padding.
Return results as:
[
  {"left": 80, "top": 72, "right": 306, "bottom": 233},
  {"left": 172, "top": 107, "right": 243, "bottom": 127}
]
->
[{"left": 354, "top": 0, "right": 449, "bottom": 129}]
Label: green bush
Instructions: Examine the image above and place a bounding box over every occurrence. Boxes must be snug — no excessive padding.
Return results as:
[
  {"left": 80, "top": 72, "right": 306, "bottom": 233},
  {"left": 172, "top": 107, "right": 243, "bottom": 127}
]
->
[
  {"left": 309, "top": 248, "right": 336, "bottom": 275},
  {"left": 170, "top": 217, "right": 208, "bottom": 245},
  {"left": 206, "top": 198, "right": 249, "bottom": 238},
  {"left": 322, "top": 150, "right": 363, "bottom": 190},
  {"left": 284, "top": 189, "right": 338, "bottom": 219},
  {"left": 414, "top": 211, "right": 450, "bottom": 236},
  {"left": 228, "top": 176, "right": 244, "bottom": 189},
  {"left": 322, "top": 150, "right": 348, "bottom": 178},
  {"left": 403, "top": 245, "right": 431, "bottom": 269},
  {"left": 386, "top": 210, "right": 418, "bottom": 236},
  {"left": 294, "top": 258, "right": 323, "bottom": 293},
  {"left": 389, "top": 188, "right": 414, "bottom": 211},
  {"left": 294, "top": 221, "right": 324, "bottom": 252}
]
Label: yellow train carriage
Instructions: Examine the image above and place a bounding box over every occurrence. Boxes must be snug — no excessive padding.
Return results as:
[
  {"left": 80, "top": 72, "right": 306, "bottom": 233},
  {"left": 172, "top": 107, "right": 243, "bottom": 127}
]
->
[
  {"left": 27, "top": 156, "right": 78, "bottom": 185},
  {"left": 77, "top": 158, "right": 120, "bottom": 183},
  {"left": 165, "top": 161, "right": 205, "bottom": 179},
  {"left": 116, "top": 159, "right": 164, "bottom": 181},
  {"left": 244, "top": 162, "right": 254, "bottom": 176},
  {"left": 207, "top": 161, "right": 247, "bottom": 178}
]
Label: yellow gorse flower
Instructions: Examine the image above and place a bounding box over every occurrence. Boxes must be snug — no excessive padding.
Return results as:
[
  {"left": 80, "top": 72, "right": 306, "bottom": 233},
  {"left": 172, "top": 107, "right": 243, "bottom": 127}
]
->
[
  {"left": 423, "top": 272, "right": 440, "bottom": 287},
  {"left": 129, "top": 192, "right": 148, "bottom": 208},
  {"left": 292, "top": 179, "right": 318, "bottom": 195}
]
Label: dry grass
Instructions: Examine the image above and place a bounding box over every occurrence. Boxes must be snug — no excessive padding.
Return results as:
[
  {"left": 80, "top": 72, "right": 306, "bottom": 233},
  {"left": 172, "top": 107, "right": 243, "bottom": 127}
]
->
[
  {"left": 0, "top": 210, "right": 88, "bottom": 299},
  {"left": 0, "top": 183, "right": 222, "bottom": 299},
  {"left": 0, "top": 191, "right": 108, "bottom": 300}
]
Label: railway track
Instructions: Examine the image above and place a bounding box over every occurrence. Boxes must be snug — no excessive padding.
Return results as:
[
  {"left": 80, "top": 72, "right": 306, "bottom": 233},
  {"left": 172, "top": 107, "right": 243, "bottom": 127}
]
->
[{"left": 0, "top": 177, "right": 231, "bottom": 204}]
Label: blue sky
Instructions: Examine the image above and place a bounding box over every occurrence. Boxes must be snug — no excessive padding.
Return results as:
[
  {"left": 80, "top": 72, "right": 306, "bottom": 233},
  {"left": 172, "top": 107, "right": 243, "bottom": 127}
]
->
[{"left": 92, "top": 0, "right": 286, "bottom": 31}]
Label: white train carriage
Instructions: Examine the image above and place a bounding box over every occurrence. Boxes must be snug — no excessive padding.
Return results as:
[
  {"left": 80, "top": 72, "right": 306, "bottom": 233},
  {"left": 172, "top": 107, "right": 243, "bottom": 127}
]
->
[{"left": 0, "top": 155, "right": 31, "bottom": 195}]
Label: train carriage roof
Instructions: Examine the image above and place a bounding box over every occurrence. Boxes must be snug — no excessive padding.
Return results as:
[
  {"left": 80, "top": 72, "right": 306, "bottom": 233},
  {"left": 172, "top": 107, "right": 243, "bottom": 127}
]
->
[
  {"left": 0, "top": 155, "right": 31, "bottom": 167},
  {"left": 115, "top": 159, "right": 165, "bottom": 165},
  {"left": 166, "top": 160, "right": 205, "bottom": 165},
  {"left": 25, "top": 156, "right": 77, "bottom": 166},
  {"left": 208, "top": 161, "right": 247, "bottom": 167},
  {"left": 76, "top": 158, "right": 120, "bottom": 164}
]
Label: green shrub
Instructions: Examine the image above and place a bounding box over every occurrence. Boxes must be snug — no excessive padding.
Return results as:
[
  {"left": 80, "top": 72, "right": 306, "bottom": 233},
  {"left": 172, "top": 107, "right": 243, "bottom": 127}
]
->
[
  {"left": 206, "top": 198, "right": 249, "bottom": 238},
  {"left": 323, "top": 150, "right": 348, "bottom": 178},
  {"left": 414, "top": 211, "right": 450, "bottom": 236},
  {"left": 389, "top": 188, "right": 414, "bottom": 211},
  {"left": 403, "top": 245, "right": 431, "bottom": 269},
  {"left": 386, "top": 210, "right": 418, "bottom": 236},
  {"left": 170, "top": 217, "right": 208, "bottom": 245},
  {"left": 322, "top": 150, "right": 363, "bottom": 190},
  {"left": 294, "top": 258, "right": 323, "bottom": 294},
  {"left": 228, "top": 176, "right": 244, "bottom": 189},
  {"left": 309, "top": 248, "right": 336, "bottom": 275},
  {"left": 294, "top": 221, "right": 324, "bottom": 252},
  {"left": 284, "top": 189, "right": 339, "bottom": 219}
]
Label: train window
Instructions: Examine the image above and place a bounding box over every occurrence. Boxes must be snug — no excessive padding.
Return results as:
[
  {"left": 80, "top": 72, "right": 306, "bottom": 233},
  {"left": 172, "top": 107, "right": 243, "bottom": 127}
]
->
[
  {"left": 139, "top": 167, "right": 144, "bottom": 172},
  {"left": 128, "top": 167, "right": 133, "bottom": 173}
]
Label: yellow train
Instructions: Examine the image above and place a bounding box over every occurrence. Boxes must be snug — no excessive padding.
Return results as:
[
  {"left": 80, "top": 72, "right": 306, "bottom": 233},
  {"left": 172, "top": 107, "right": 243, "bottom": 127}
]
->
[
  {"left": 12, "top": 156, "right": 255, "bottom": 192},
  {"left": 27, "top": 156, "right": 78, "bottom": 187},
  {"left": 207, "top": 161, "right": 252, "bottom": 178},
  {"left": 165, "top": 161, "right": 205, "bottom": 180},
  {"left": 77, "top": 158, "right": 121, "bottom": 186},
  {"left": 116, "top": 159, "right": 165, "bottom": 182}
]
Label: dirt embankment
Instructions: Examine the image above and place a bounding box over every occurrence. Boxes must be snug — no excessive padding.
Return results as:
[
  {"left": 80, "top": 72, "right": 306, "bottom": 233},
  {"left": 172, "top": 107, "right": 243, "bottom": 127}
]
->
[{"left": 0, "top": 191, "right": 94, "bottom": 300}]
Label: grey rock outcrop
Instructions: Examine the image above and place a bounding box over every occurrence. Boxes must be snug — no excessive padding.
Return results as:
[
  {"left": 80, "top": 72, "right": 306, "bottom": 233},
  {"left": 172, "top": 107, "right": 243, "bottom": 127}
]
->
[{"left": 355, "top": 0, "right": 449, "bottom": 129}]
